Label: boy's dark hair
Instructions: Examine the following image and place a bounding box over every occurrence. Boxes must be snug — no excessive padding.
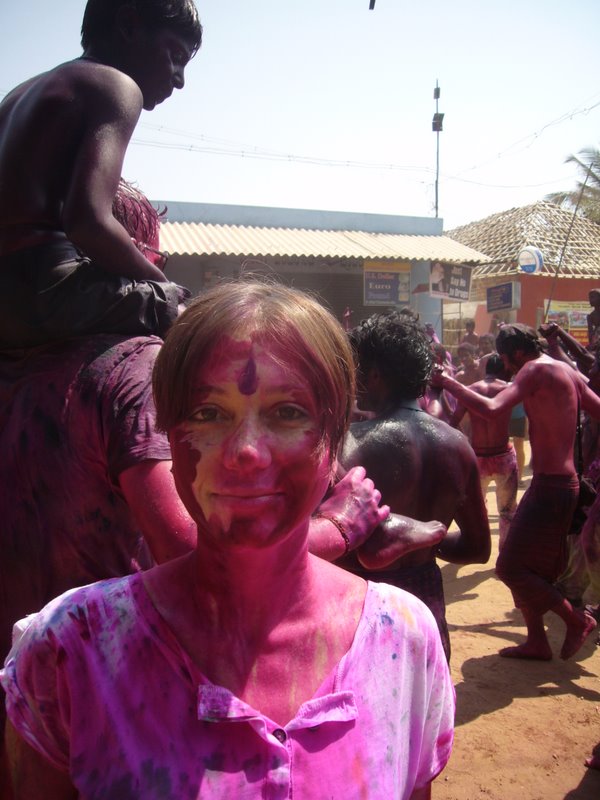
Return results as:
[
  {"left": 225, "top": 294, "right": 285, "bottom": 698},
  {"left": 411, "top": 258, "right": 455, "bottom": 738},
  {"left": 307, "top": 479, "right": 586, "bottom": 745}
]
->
[
  {"left": 485, "top": 353, "right": 507, "bottom": 378},
  {"left": 495, "top": 324, "right": 542, "bottom": 359},
  {"left": 349, "top": 312, "right": 433, "bottom": 401},
  {"left": 81, "top": 0, "right": 203, "bottom": 54},
  {"left": 457, "top": 342, "right": 477, "bottom": 357}
]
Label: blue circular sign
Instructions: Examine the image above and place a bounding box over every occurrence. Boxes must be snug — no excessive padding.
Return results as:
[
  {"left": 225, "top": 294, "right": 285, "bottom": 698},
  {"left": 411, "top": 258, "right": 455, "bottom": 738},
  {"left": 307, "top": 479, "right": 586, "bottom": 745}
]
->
[{"left": 518, "top": 246, "right": 544, "bottom": 274}]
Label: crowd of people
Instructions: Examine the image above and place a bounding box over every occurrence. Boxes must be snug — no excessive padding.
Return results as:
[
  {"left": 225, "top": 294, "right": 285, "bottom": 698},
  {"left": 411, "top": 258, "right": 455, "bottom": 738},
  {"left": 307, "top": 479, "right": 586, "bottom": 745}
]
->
[{"left": 0, "top": 0, "right": 599, "bottom": 795}]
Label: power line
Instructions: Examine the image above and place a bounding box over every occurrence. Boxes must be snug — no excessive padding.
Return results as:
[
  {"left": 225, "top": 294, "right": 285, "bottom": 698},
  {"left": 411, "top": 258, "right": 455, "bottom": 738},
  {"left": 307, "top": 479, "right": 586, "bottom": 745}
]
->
[
  {"left": 1, "top": 87, "right": 596, "bottom": 190},
  {"left": 130, "top": 136, "right": 578, "bottom": 191},
  {"left": 131, "top": 136, "right": 432, "bottom": 173},
  {"left": 130, "top": 92, "right": 599, "bottom": 186},
  {"left": 449, "top": 94, "right": 600, "bottom": 177}
]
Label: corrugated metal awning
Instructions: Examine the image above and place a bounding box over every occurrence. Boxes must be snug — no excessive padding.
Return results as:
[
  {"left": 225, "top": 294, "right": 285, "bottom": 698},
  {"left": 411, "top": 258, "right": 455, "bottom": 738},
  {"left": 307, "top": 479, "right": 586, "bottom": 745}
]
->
[{"left": 160, "top": 222, "right": 489, "bottom": 264}]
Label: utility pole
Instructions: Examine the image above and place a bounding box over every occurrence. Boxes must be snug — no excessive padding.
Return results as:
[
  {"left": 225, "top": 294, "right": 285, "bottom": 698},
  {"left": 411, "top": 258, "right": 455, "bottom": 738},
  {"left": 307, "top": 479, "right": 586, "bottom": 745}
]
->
[{"left": 432, "top": 81, "right": 444, "bottom": 218}]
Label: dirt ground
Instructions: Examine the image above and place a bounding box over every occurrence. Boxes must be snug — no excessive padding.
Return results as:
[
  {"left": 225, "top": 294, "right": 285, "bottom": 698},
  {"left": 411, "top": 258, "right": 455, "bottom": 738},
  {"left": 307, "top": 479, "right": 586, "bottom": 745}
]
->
[{"left": 436, "top": 450, "right": 600, "bottom": 800}]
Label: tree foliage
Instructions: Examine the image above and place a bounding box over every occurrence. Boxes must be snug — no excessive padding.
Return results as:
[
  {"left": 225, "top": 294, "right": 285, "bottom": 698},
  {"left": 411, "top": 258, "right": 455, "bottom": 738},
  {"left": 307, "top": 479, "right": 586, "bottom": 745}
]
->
[{"left": 545, "top": 147, "right": 600, "bottom": 225}]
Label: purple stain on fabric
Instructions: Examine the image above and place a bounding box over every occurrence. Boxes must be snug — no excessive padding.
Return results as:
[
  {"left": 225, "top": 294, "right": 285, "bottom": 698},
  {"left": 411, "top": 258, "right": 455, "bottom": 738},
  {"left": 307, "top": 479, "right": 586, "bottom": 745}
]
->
[{"left": 238, "top": 358, "right": 258, "bottom": 395}]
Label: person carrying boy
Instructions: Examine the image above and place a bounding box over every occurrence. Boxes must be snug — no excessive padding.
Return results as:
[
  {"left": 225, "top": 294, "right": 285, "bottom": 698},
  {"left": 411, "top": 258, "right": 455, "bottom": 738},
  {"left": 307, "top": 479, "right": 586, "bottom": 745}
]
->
[{"left": 0, "top": 0, "right": 202, "bottom": 348}]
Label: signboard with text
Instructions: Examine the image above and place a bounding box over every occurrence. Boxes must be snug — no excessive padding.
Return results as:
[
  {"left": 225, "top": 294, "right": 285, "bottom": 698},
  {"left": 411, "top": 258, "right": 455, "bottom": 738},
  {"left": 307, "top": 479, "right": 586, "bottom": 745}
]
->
[
  {"left": 544, "top": 299, "right": 589, "bottom": 346},
  {"left": 487, "top": 282, "right": 521, "bottom": 312},
  {"left": 363, "top": 260, "right": 411, "bottom": 306},
  {"left": 429, "top": 262, "right": 472, "bottom": 300}
]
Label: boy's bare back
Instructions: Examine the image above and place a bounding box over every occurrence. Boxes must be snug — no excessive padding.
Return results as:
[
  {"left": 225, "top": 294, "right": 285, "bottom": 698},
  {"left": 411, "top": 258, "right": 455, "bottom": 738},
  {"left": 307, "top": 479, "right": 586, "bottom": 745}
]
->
[
  {"left": 461, "top": 377, "right": 511, "bottom": 453},
  {"left": 0, "top": 59, "right": 142, "bottom": 254},
  {"left": 513, "top": 354, "right": 583, "bottom": 475},
  {"left": 0, "top": 2, "right": 201, "bottom": 285}
]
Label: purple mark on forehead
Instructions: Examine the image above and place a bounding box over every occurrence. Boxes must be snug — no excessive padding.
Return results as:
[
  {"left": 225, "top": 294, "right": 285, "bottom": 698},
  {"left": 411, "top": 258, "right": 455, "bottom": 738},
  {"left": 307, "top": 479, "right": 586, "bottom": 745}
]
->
[{"left": 238, "top": 357, "right": 258, "bottom": 395}]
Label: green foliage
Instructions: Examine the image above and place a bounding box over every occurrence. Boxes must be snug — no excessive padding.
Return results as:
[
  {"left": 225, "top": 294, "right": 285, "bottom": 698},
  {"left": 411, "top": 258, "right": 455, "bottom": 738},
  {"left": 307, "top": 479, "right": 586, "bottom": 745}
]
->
[{"left": 545, "top": 147, "right": 600, "bottom": 225}]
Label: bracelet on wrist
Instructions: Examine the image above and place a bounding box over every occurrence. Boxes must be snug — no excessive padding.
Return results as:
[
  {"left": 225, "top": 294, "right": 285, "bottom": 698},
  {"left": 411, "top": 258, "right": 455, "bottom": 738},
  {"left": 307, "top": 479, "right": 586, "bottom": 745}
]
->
[{"left": 313, "top": 513, "right": 351, "bottom": 556}]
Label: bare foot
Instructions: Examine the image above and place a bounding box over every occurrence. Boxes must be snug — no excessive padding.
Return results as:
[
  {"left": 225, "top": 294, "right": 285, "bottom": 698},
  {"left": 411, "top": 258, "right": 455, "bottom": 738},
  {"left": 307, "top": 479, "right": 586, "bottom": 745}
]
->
[
  {"left": 560, "top": 612, "right": 597, "bottom": 660},
  {"left": 585, "top": 754, "right": 600, "bottom": 770},
  {"left": 499, "top": 643, "right": 552, "bottom": 660},
  {"left": 357, "top": 516, "right": 445, "bottom": 569}
]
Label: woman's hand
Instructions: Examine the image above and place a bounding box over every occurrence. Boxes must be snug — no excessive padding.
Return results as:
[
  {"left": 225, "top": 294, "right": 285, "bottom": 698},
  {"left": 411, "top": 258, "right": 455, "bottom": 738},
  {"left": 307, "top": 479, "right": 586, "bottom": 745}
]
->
[{"left": 308, "top": 467, "right": 390, "bottom": 560}]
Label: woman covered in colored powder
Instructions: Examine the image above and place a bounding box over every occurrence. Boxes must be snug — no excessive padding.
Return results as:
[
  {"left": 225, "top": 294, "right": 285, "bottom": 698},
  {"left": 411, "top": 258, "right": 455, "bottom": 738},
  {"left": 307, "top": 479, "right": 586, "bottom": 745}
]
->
[{"left": 1, "top": 281, "right": 454, "bottom": 799}]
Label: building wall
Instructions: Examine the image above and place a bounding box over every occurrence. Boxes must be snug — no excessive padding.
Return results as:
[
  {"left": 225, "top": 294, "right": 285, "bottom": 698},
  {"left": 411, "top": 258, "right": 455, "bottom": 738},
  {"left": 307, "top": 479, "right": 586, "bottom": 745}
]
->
[
  {"left": 155, "top": 200, "right": 443, "bottom": 236},
  {"left": 165, "top": 253, "right": 445, "bottom": 333},
  {"left": 470, "top": 274, "right": 598, "bottom": 337},
  {"left": 517, "top": 274, "right": 596, "bottom": 325}
]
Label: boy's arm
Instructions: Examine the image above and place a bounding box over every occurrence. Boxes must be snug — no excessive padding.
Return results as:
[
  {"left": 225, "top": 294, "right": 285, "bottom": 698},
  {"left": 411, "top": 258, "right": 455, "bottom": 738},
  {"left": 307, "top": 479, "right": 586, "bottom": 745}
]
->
[
  {"left": 118, "top": 460, "right": 197, "bottom": 564},
  {"left": 539, "top": 322, "right": 594, "bottom": 373},
  {"left": 62, "top": 69, "right": 167, "bottom": 283},
  {"left": 448, "top": 402, "right": 467, "bottom": 428},
  {"left": 434, "top": 370, "right": 522, "bottom": 418},
  {"left": 581, "top": 380, "right": 600, "bottom": 421}
]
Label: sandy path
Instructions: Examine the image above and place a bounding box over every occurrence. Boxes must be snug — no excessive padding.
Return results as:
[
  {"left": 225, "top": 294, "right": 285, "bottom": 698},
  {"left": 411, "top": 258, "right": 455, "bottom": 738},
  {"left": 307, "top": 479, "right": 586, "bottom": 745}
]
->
[{"left": 435, "top": 456, "right": 600, "bottom": 800}]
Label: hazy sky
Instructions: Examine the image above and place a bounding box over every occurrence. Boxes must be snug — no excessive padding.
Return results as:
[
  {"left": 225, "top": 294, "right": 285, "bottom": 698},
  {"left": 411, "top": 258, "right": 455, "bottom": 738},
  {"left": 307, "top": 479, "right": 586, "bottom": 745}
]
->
[{"left": 1, "top": 0, "right": 599, "bottom": 229}]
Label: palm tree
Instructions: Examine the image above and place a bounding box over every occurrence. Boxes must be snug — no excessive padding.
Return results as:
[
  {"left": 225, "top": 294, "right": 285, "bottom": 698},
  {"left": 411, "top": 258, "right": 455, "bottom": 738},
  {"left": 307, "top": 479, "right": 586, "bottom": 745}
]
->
[{"left": 545, "top": 147, "right": 600, "bottom": 225}]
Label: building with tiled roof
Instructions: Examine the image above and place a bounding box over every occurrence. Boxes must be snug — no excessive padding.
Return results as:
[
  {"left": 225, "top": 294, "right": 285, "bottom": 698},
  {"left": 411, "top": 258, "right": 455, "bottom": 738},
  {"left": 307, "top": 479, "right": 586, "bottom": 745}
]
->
[
  {"left": 446, "top": 201, "right": 600, "bottom": 338},
  {"left": 448, "top": 201, "right": 600, "bottom": 280}
]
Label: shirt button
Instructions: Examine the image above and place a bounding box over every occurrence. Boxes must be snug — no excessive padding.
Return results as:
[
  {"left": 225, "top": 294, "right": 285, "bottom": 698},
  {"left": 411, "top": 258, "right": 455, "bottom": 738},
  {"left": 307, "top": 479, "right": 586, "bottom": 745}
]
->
[{"left": 272, "top": 728, "right": 287, "bottom": 743}]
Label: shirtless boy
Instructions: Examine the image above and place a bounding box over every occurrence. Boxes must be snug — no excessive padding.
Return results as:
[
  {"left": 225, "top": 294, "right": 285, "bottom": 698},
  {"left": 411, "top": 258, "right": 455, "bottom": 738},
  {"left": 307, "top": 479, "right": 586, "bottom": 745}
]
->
[
  {"left": 434, "top": 323, "right": 600, "bottom": 660},
  {"left": 450, "top": 354, "right": 517, "bottom": 549},
  {"left": 338, "top": 312, "right": 491, "bottom": 661},
  {"left": 0, "top": 0, "right": 202, "bottom": 347},
  {"left": 460, "top": 319, "right": 479, "bottom": 348},
  {"left": 455, "top": 342, "right": 480, "bottom": 385}
]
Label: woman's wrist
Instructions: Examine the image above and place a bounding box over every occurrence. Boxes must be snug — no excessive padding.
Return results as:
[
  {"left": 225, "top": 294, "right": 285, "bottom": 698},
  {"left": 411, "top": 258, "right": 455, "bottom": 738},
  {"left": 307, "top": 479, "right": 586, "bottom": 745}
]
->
[{"left": 313, "top": 513, "right": 351, "bottom": 556}]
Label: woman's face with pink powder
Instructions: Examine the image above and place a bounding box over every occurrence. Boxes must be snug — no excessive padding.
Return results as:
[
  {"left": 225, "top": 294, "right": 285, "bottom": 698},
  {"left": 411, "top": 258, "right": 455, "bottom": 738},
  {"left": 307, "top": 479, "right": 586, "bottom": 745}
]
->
[{"left": 168, "top": 336, "right": 331, "bottom": 549}]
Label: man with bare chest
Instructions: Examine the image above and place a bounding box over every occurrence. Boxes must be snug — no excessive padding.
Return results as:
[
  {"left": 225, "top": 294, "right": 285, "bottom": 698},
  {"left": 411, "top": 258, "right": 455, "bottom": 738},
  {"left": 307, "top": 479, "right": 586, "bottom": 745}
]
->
[
  {"left": 0, "top": 0, "right": 202, "bottom": 347},
  {"left": 434, "top": 324, "right": 600, "bottom": 660},
  {"left": 450, "top": 354, "right": 518, "bottom": 549},
  {"left": 337, "top": 312, "right": 491, "bottom": 661}
]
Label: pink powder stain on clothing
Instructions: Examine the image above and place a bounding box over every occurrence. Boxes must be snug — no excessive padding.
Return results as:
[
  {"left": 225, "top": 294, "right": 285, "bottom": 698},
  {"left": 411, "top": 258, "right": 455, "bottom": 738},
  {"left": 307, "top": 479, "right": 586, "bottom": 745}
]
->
[
  {"left": 436, "top": 728, "right": 454, "bottom": 751},
  {"left": 350, "top": 751, "right": 369, "bottom": 800}
]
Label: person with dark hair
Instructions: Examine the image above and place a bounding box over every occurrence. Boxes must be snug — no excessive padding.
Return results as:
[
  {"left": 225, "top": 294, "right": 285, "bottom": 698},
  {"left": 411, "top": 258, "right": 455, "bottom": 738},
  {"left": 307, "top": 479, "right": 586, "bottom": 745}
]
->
[
  {"left": 337, "top": 312, "right": 491, "bottom": 661},
  {"left": 0, "top": 0, "right": 202, "bottom": 347},
  {"left": 433, "top": 323, "right": 600, "bottom": 660},
  {"left": 455, "top": 342, "right": 480, "bottom": 386},
  {"left": 460, "top": 319, "right": 479, "bottom": 348},
  {"left": 1, "top": 282, "right": 454, "bottom": 799},
  {"left": 477, "top": 332, "right": 496, "bottom": 376},
  {"left": 422, "top": 341, "right": 456, "bottom": 423},
  {"left": 450, "top": 354, "right": 518, "bottom": 549},
  {"left": 429, "top": 261, "right": 448, "bottom": 294}
]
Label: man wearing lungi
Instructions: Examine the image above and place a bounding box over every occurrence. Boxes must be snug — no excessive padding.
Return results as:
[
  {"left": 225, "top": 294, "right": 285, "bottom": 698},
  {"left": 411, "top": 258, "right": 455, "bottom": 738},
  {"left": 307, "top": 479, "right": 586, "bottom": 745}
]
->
[{"left": 435, "top": 324, "right": 600, "bottom": 660}]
